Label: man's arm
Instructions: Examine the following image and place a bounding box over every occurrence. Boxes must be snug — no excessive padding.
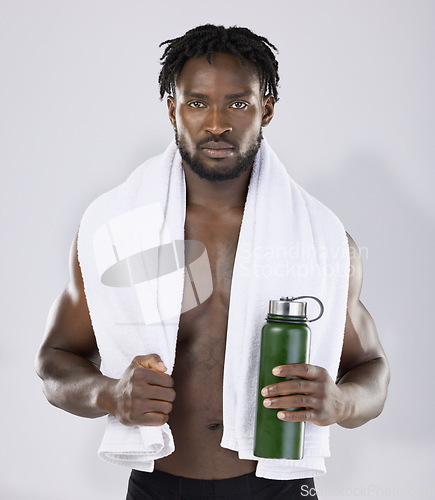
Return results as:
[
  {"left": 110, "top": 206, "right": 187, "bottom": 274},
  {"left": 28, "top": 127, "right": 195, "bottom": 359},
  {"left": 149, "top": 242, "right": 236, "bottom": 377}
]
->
[
  {"left": 333, "top": 233, "right": 390, "bottom": 428},
  {"left": 35, "top": 233, "right": 176, "bottom": 426},
  {"left": 260, "top": 233, "right": 390, "bottom": 428}
]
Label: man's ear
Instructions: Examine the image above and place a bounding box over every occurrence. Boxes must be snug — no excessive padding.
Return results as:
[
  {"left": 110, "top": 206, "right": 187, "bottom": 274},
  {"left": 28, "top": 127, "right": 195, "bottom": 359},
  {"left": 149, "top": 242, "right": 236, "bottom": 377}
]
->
[
  {"left": 167, "top": 95, "right": 176, "bottom": 128},
  {"left": 261, "top": 94, "right": 275, "bottom": 127}
]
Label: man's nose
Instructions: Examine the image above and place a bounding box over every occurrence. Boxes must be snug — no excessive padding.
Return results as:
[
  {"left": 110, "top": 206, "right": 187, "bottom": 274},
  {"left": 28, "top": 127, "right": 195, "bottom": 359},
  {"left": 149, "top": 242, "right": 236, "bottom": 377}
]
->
[{"left": 204, "top": 108, "right": 232, "bottom": 135}]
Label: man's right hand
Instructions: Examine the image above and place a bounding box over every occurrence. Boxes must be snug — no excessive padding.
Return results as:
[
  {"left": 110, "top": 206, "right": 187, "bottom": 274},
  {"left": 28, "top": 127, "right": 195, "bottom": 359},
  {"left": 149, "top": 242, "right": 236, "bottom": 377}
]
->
[
  {"left": 36, "top": 235, "right": 176, "bottom": 425},
  {"left": 106, "top": 354, "right": 176, "bottom": 427}
]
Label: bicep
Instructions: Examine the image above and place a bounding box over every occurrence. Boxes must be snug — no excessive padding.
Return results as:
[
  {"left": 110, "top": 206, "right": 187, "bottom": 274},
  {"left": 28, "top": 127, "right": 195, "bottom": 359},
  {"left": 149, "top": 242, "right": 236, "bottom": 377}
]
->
[
  {"left": 337, "top": 234, "right": 386, "bottom": 380},
  {"left": 39, "top": 233, "right": 100, "bottom": 366}
]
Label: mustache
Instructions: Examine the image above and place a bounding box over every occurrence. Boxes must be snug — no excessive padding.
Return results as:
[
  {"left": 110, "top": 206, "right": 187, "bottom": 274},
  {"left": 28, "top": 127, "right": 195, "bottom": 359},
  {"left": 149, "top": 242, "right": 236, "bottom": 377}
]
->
[{"left": 197, "top": 135, "right": 238, "bottom": 149}]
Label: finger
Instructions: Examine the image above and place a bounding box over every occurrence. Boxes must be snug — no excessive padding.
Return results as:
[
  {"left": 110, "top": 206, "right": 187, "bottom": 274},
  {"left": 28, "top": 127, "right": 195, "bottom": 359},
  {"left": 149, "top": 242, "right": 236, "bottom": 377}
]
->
[
  {"left": 272, "top": 363, "right": 324, "bottom": 380},
  {"left": 138, "top": 411, "right": 170, "bottom": 426},
  {"left": 143, "top": 385, "right": 176, "bottom": 403},
  {"left": 136, "top": 399, "right": 174, "bottom": 418},
  {"left": 261, "top": 378, "right": 315, "bottom": 397},
  {"left": 276, "top": 410, "right": 314, "bottom": 422},
  {"left": 132, "top": 368, "right": 175, "bottom": 389},
  {"left": 133, "top": 354, "right": 168, "bottom": 372},
  {"left": 263, "top": 394, "right": 316, "bottom": 410}
]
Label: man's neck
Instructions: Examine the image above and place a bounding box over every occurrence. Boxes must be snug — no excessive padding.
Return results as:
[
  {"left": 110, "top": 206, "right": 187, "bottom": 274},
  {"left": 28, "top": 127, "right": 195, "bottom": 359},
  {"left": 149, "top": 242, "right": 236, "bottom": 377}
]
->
[{"left": 182, "top": 162, "right": 253, "bottom": 213}]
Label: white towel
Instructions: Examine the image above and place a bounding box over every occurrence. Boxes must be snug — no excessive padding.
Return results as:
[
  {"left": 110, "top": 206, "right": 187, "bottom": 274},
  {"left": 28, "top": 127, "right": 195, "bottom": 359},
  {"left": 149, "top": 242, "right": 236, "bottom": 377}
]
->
[{"left": 77, "top": 138, "right": 349, "bottom": 480}]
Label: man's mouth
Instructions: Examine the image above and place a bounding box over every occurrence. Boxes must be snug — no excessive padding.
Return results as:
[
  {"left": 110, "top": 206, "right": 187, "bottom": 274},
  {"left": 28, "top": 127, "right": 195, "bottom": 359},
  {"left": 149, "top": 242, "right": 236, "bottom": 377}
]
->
[{"left": 200, "top": 141, "right": 235, "bottom": 159}]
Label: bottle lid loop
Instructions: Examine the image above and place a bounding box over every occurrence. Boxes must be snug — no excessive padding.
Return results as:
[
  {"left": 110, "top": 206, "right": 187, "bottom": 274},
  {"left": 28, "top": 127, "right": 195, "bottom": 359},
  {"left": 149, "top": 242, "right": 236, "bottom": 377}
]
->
[{"left": 278, "top": 296, "right": 324, "bottom": 322}]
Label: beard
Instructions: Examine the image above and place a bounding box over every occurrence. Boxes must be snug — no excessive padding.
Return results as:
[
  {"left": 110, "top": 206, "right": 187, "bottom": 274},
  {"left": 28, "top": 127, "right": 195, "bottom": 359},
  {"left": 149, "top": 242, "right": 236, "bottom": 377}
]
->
[{"left": 175, "top": 129, "right": 263, "bottom": 182}]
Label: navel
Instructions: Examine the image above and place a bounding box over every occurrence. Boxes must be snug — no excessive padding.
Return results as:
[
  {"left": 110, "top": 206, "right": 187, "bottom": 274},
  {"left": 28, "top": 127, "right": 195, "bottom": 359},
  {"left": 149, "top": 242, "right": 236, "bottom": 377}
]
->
[{"left": 207, "top": 422, "right": 222, "bottom": 431}]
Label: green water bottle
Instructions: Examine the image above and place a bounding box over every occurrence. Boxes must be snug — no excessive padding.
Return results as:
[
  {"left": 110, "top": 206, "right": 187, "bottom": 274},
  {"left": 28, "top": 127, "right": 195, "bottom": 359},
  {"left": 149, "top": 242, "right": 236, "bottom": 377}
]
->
[{"left": 254, "top": 296, "right": 324, "bottom": 460}]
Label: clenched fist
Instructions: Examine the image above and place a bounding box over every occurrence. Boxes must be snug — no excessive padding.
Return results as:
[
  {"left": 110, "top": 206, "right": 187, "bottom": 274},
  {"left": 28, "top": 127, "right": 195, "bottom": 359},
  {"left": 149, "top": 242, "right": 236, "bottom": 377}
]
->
[{"left": 105, "top": 354, "right": 176, "bottom": 427}]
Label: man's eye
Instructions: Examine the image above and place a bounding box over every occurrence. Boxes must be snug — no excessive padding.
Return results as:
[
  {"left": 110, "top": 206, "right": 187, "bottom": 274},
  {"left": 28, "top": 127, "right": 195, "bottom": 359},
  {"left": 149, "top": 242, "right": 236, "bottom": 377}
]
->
[
  {"left": 230, "top": 102, "right": 247, "bottom": 109},
  {"left": 189, "top": 101, "right": 205, "bottom": 108}
]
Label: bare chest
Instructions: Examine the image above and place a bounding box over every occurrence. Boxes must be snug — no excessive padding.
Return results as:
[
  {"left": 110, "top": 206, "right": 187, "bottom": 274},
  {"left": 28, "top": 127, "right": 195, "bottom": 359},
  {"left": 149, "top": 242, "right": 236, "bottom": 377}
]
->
[
  {"left": 178, "top": 210, "right": 242, "bottom": 341},
  {"left": 172, "top": 210, "right": 243, "bottom": 415},
  {"left": 154, "top": 209, "right": 257, "bottom": 477}
]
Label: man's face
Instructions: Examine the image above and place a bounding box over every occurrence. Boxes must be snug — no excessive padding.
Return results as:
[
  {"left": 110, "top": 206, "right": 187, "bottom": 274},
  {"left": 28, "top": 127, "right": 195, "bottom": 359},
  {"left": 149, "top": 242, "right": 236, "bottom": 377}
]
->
[{"left": 167, "top": 52, "right": 274, "bottom": 182}]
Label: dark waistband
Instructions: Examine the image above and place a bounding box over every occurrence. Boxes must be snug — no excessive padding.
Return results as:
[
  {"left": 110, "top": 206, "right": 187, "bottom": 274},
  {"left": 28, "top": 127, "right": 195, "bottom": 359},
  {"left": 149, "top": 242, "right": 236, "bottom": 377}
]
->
[
  {"left": 131, "top": 468, "right": 317, "bottom": 498},
  {"left": 132, "top": 468, "right": 263, "bottom": 495}
]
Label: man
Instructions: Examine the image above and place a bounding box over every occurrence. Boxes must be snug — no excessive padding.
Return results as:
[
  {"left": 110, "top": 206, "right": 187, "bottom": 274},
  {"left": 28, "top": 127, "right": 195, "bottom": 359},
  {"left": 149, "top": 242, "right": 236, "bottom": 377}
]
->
[{"left": 36, "top": 25, "right": 390, "bottom": 499}]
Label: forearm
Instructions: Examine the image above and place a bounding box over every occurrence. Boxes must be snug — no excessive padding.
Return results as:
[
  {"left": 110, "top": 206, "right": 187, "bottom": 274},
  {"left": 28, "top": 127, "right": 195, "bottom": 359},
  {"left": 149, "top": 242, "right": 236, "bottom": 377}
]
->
[
  {"left": 35, "top": 348, "right": 116, "bottom": 418},
  {"left": 336, "top": 356, "right": 390, "bottom": 428}
]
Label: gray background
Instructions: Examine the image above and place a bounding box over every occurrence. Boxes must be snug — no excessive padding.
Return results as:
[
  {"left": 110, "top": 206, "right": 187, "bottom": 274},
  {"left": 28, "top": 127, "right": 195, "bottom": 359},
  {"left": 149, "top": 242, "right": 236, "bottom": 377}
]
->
[{"left": 1, "top": 1, "right": 434, "bottom": 498}]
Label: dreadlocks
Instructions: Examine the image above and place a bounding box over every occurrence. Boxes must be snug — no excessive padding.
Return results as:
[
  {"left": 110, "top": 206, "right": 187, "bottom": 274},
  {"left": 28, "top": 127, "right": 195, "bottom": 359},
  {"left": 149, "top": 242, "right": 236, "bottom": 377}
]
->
[{"left": 158, "top": 24, "right": 279, "bottom": 101}]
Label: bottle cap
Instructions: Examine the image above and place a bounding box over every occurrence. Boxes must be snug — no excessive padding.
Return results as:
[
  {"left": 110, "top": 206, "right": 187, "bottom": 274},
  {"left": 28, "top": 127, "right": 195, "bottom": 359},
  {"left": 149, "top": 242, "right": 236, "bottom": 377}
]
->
[{"left": 269, "top": 297, "right": 307, "bottom": 317}]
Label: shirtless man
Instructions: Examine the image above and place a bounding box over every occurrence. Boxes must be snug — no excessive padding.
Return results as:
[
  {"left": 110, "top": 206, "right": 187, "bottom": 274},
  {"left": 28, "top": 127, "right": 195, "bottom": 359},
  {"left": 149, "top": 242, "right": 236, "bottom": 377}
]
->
[{"left": 35, "top": 25, "right": 390, "bottom": 499}]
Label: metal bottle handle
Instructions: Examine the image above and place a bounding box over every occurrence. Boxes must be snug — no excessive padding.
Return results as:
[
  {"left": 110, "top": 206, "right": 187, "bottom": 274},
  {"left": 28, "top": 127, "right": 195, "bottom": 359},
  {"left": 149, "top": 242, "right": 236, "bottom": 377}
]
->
[{"left": 290, "top": 295, "right": 324, "bottom": 322}]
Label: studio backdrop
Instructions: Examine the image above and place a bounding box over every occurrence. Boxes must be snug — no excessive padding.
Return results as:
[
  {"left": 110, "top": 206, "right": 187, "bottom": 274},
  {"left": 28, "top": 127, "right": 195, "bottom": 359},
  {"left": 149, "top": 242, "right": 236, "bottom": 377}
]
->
[{"left": 1, "top": 1, "right": 434, "bottom": 499}]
